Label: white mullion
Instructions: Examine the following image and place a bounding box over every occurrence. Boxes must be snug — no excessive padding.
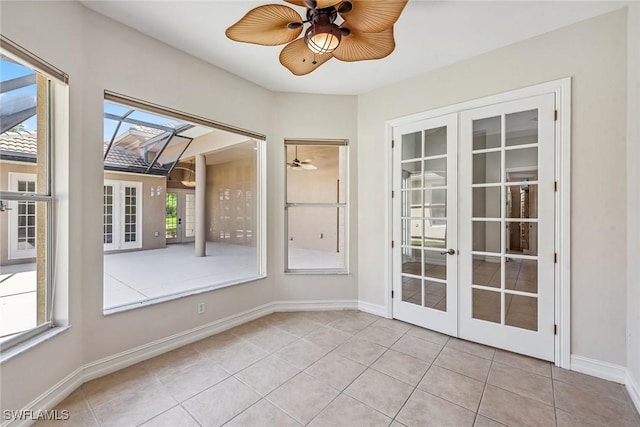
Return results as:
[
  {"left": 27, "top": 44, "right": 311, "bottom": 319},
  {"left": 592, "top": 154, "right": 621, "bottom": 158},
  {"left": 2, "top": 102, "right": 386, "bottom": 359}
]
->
[
  {"left": 420, "top": 128, "right": 426, "bottom": 308},
  {"left": 504, "top": 289, "right": 539, "bottom": 298},
  {"left": 504, "top": 142, "right": 538, "bottom": 151},
  {"left": 471, "top": 147, "right": 502, "bottom": 155},
  {"left": 501, "top": 113, "right": 507, "bottom": 326}
]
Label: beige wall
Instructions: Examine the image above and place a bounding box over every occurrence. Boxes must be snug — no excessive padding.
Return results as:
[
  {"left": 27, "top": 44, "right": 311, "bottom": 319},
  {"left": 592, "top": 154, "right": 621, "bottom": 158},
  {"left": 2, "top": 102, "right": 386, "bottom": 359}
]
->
[
  {"left": 103, "top": 172, "right": 167, "bottom": 252},
  {"left": 358, "top": 9, "right": 628, "bottom": 366},
  {"left": 626, "top": 3, "right": 640, "bottom": 399}
]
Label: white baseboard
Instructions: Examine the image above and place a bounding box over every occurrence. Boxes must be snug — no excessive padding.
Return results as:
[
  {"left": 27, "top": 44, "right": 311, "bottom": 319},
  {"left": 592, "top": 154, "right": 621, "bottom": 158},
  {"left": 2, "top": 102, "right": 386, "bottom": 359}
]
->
[
  {"left": 570, "top": 354, "right": 627, "bottom": 384},
  {"left": 2, "top": 367, "right": 84, "bottom": 427},
  {"left": 357, "top": 301, "right": 387, "bottom": 317},
  {"left": 2, "top": 300, "right": 365, "bottom": 427},
  {"left": 627, "top": 371, "right": 640, "bottom": 414},
  {"left": 271, "top": 299, "right": 357, "bottom": 312}
]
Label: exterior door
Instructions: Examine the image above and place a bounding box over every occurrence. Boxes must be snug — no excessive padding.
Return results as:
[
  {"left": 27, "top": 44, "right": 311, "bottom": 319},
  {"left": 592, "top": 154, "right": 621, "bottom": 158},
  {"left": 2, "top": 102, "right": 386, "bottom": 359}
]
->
[
  {"left": 165, "top": 190, "right": 195, "bottom": 244},
  {"left": 458, "top": 94, "right": 555, "bottom": 361},
  {"left": 392, "top": 113, "right": 458, "bottom": 336}
]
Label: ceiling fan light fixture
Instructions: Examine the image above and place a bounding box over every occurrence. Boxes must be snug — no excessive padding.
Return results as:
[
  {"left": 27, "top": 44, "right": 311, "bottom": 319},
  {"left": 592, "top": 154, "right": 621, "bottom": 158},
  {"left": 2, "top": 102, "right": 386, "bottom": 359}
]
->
[{"left": 305, "top": 23, "right": 341, "bottom": 54}]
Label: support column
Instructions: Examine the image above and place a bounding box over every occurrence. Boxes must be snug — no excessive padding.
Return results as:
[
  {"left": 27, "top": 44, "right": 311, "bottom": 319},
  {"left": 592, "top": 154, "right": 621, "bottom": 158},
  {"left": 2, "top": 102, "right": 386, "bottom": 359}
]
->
[{"left": 195, "top": 154, "right": 206, "bottom": 257}]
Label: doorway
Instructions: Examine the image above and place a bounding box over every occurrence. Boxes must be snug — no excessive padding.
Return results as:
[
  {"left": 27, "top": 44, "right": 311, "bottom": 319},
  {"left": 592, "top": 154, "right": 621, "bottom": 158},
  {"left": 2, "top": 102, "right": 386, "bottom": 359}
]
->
[
  {"left": 165, "top": 189, "right": 195, "bottom": 244},
  {"left": 392, "top": 91, "right": 558, "bottom": 361}
]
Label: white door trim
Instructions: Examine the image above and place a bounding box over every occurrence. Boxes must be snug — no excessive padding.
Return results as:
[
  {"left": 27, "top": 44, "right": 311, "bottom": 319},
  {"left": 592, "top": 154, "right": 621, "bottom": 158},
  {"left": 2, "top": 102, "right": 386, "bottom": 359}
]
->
[{"left": 385, "top": 77, "right": 571, "bottom": 367}]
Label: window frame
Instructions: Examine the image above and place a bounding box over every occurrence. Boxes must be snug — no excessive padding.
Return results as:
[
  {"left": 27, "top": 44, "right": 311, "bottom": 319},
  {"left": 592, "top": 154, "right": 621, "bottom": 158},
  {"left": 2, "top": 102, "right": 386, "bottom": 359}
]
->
[
  {"left": 284, "top": 139, "right": 349, "bottom": 274},
  {"left": 0, "top": 38, "right": 64, "bottom": 352},
  {"left": 101, "top": 93, "right": 268, "bottom": 314}
]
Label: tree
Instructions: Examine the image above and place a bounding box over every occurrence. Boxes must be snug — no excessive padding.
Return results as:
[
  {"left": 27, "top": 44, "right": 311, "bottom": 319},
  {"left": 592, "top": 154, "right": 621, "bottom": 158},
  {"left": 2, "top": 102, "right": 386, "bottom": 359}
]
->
[{"left": 9, "top": 123, "right": 27, "bottom": 132}]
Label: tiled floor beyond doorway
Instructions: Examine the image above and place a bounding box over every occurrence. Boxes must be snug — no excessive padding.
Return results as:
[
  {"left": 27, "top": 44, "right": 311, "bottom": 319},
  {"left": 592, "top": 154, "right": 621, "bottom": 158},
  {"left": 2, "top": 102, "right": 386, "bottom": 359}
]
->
[{"left": 37, "top": 311, "right": 640, "bottom": 427}]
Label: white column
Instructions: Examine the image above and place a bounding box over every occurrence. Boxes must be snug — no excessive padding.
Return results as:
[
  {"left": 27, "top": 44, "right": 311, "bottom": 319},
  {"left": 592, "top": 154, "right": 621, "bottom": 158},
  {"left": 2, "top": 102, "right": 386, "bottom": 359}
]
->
[{"left": 195, "top": 154, "right": 206, "bottom": 257}]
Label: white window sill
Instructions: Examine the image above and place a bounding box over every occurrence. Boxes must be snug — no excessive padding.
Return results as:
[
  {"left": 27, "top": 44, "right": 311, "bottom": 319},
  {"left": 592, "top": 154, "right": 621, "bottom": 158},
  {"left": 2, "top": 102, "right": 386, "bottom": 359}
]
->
[{"left": 0, "top": 325, "right": 71, "bottom": 364}]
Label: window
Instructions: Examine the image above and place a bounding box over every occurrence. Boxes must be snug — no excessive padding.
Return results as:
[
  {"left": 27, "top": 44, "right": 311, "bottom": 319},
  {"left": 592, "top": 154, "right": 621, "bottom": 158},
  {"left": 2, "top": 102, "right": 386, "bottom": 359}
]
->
[
  {"left": 102, "top": 93, "right": 266, "bottom": 312},
  {"left": 0, "top": 38, "right": 68, "bottom": 350},
  {"left": 285, "top": 140, "right": 348, "bottom": 273}
]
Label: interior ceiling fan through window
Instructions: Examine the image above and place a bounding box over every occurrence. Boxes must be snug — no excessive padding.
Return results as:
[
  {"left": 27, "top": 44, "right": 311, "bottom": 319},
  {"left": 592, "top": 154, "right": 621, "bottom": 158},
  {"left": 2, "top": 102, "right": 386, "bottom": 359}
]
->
[
  {"left": 287, "top": 146, "right": 317, "bottom": 170},
  {"left": 225, "top": 0, "right": 408, "bottom": 76}
]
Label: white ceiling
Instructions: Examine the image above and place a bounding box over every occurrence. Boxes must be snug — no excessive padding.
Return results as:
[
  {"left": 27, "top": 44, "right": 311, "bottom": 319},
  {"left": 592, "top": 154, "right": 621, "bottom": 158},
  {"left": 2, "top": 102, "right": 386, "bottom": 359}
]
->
[{"left": 81, "top": 1, "right": 628, "bottom": 96}]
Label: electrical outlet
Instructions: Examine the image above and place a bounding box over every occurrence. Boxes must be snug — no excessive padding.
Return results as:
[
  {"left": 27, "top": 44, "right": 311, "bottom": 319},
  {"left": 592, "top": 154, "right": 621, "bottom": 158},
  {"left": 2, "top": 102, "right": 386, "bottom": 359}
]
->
[
  {"left": 154, "top": 231, "right": 159, "bottom": 237},
  {"left": 197, "top": 302, "right": 205, "bottom": 314}
]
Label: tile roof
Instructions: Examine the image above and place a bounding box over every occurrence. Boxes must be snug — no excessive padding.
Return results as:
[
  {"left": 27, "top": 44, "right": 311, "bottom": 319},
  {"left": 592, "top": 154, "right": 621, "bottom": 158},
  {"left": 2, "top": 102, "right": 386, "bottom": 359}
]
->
[
  {"left": 0, "top": 129, "right": 167, "bottom": 173},
  {"left": 0, "top": 130, "right": 37, "bottom": 156}
]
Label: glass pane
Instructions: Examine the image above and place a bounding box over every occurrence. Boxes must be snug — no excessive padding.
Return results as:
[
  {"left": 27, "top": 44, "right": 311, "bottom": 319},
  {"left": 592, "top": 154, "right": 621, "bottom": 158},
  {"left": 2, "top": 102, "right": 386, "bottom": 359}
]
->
[
  {"left": 165, "top": 192, "right": 178, "bottom": 239},
  {"left": 473, "top": 289, "right": 500, "bottom": 323},
  {"left": 402, "top": 276, "right": 421, "bottom": 305},
  {"left": 287, "top": 206, "right": 346, "bottom": 270},
  {"left": 424, "top": 158, "right": 446, "bottom": 184},
  {"left": 423, "top": 221, "right": 446, "bottom": 249},
  {"left": 401, "top": 131, "right": 421, "bottom": 161},
  {"left": 505, "top": 294, "right": 538, "bottom": 331},
  {"left": 507, "top": 184, "right": 538, "bottom": 219},
  {"left": 505, "top": 258, "right": 538, "bottom": 293},
  {"left": 506, "top": 222, "right": 537, "bottom": 256},
  {"left": 0, "top": 200, "right": 47, "bottom": 338},
  {"left": 505, "top": 147, "right": 537, "bottom": 172},
  {"left": 506, "top": 109, "right": 538, "bottom": 147},
  {"left": 424, "top": 126, "right": 447, "bottom": 157},
  {"left": 401, "top": 189, "right": 422, "bottom": 218},
  {"left": 424, "top": 251, "right": 446, "bottom": 280},
  {"left": 473, "top": 116, "right": 501, "bottom": 150},
  {"left": 401, "top": 219, "right": 423, "bottom": 246},
  {"left": 472, "top": 221, "right": 501, "bottom": 253},
  {"left": 424, "top": 188, "right": 446, "bottom": 218},
  {"left": 473, "top": 152, "right": 501, "bottom": 184},
  {"left": 184, "top": 193, "right": 195, "bottom": 238},
  {"left": 402, "top": 248, "right": 422, "bottom": 276},
  {"left": 287, "top": 145, "right": 345, "bottom": 204},
  {"left": 473, "top": 186, "right": 501, "bottom": 218},
  {"left": 402, "top": 161, "right": 422, "bottom": 189},
  {"left": 424, "top": 280, "right": 446, "bottom": 311},
  {"left": 472, "top": 256, "right": 501, "bottom": 288},
  {"left": 0, "top": 58, "right": 46, "bottom": 193}
]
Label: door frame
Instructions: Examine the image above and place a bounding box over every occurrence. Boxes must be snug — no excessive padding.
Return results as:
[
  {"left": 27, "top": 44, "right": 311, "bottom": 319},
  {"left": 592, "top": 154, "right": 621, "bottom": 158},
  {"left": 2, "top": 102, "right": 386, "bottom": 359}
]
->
[
  {"left": 165, "top": 189, "right": 196, "bottom": 244},
  {"left": 385, "top": 78, "right": 571, "bottom": 368}
]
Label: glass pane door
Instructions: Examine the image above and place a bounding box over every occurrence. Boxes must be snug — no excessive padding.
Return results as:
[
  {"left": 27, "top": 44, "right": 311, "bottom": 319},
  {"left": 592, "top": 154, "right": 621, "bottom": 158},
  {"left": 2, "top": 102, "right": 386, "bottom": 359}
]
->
[
  {"left": 459, "top": 94, "right": 555, "bottom": 361},
  {"left": 393, "top": 113, "right": 457, "bottom": 336}
]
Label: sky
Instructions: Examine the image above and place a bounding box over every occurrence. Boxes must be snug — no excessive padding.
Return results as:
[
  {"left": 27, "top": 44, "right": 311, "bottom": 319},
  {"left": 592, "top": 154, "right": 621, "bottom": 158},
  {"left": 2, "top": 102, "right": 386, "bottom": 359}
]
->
[{"left": 0, "top": 57, "right": 37, "bottom": 131}]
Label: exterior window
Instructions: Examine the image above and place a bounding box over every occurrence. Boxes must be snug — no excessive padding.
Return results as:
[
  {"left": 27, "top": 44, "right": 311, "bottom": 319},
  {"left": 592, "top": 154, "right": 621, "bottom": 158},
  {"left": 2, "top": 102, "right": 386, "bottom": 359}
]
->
[
  {"left": 102, "top": 94, "right": 266, "bottom": 312},
  {"left": 285, "top": 140, "right": 348, "bottom": 273},
  {"left": 0, "top": 44, "right": 67, "bottom": 350}
]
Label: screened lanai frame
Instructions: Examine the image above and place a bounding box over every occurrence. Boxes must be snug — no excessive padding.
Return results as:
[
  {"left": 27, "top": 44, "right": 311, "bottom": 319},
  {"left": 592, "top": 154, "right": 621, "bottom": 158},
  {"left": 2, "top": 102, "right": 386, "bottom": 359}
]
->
[{"left": 103, "top": 100, "right": 196, "bottom": 176}]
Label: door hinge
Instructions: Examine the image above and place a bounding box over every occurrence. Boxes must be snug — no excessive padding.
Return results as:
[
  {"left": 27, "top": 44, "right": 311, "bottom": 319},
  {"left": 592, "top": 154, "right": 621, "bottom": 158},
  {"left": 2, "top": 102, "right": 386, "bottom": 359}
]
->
[
  {"left": 554, "top": 110, "right": 558, "bottom": 121},
  {"left": 391, "top": 240, "right": 395, "bottom": 248},
  {"left": 391, "top": 140, "right": 395, "bottom": 149},
  {"left": 392, "top": 190, "right": 395, "bottom": 198},
  {"left": 554, "top": 253, "right": 558, "bottom": 263},
  {"left": 554, "top": 324, "right": 558, "bottom": 335},
  {"left": 391, "top": 290, "right": 395, "bottom": 299},
  {"left": 554, "top": 181, "right": 558, "bottom": 192}
]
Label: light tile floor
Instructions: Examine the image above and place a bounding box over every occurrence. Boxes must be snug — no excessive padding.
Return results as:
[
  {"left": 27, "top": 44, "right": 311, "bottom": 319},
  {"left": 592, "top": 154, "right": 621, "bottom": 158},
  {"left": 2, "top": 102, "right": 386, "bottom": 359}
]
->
[{"left": 36, "top": 311, "right": 640, "bottom": 427}]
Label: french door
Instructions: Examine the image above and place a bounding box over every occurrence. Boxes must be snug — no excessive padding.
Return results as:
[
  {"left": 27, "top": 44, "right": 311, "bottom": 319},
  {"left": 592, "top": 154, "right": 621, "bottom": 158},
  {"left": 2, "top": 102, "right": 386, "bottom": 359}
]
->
[
  {"left": 165, "top": 189, "right": 195, "bottom": 244},
  {"left": 393, "top": 94, "right": 556, "bottom": 361},
  {"left": 392, "top": 113, "right": 458, "bottom": 336}
]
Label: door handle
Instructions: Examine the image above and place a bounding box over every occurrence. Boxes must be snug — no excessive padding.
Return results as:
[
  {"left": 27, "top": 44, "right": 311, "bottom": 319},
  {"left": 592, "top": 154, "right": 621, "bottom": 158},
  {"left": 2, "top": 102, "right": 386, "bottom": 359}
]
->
[{"left": 440, "top": 249, "right": 456, "bottom": 255}]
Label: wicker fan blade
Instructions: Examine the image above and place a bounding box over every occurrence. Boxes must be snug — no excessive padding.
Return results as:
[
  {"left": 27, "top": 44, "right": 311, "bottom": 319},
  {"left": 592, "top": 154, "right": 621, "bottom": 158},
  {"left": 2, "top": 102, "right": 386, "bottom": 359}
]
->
[
  {"left": 285, "top": 0, "right": 342, "bottom": 9},
  {"left": 225, "top": 5, "right": 303, "bottom": 46},
  {"left": 333, "top": 28, "right": 395, "bottom": 62},
  {"left": 340, "top": 0, "right": 408, "bottom": 33},
  {"left": 280, "top": 38, "right": 333, "bottom": 75}
]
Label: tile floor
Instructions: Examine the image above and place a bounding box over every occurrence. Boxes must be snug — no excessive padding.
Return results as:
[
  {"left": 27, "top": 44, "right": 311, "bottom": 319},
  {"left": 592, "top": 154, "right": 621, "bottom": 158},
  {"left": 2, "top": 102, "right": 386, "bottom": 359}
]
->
[{"left": 36, "top": 311, "right": 640, "bottom": 427}]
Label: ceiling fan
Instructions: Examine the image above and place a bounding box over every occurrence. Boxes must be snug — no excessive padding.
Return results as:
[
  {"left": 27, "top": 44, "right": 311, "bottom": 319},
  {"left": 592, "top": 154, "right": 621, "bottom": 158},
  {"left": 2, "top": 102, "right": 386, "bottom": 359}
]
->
[
  {"left": 225, "top": 0, "right": 408, "bottom": 76},
  {"left": 287, "top": 146, "right": 318, "bottom": 170}
]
